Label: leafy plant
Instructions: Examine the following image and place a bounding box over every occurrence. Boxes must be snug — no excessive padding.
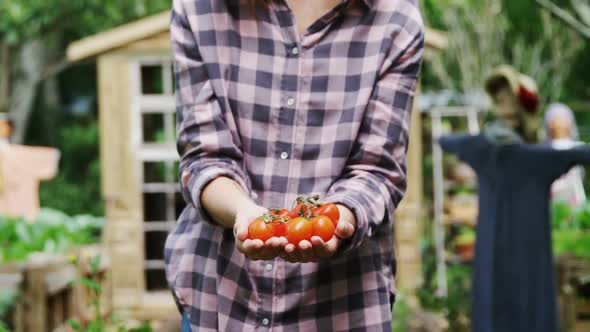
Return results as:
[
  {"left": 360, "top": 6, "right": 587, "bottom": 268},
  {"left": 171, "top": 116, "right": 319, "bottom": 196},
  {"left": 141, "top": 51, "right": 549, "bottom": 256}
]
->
[
  {"left": 552, "top": 230, "right": 590, "bottom": 260},
  {"left": 67, "top": 254, "right": 152, "bottom": 332},
  {"left": 391, "top": 292, "right": 411, "bottom": 332},
  {"left": 0, "top": 208, "right": 103, "bottom": 263},
  {"left": 39, "top": 121, "right": 104, "bottom": 216},
  {"left": 551, "top": 200, "right": 590, "bottom": 261},
  {"left": 453, "top": 228, "right": 476, "bottom": 246},
  {"left": 420, "top": 219, "right": 472, "bottom": 332},
  {"left": 0, "top": 289, "right": 18, "bottom": 331}
]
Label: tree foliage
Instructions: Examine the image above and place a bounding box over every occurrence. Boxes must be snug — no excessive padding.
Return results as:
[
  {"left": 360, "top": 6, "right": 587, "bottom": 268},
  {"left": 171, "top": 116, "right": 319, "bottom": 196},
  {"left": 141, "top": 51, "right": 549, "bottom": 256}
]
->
[{"left": 0, "top": 0, "right": 170, "bottom": 45}]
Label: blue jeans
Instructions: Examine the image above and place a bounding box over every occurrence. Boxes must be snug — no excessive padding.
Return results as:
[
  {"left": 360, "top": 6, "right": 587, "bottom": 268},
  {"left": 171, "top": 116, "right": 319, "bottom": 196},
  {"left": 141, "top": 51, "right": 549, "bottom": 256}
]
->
[{"left": 181, "top": 312, "right": 191, "bottom": 332}]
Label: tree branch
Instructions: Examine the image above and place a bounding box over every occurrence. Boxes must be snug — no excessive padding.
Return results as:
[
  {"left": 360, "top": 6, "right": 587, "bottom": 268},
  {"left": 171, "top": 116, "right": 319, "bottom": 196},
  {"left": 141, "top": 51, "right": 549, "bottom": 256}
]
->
[
  {"left": 0, "top": 44, "right": 12, "bottom": 114},
  {"left": 535, "top": 0, "right": 590, "bottom": 40}
]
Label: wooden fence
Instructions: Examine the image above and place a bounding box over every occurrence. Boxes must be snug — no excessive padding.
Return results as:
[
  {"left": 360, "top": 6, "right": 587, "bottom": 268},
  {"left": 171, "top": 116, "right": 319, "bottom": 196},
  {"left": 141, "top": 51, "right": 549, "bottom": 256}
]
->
[{"left": 0, "top": 246, "right": 111, "bottom": 332}]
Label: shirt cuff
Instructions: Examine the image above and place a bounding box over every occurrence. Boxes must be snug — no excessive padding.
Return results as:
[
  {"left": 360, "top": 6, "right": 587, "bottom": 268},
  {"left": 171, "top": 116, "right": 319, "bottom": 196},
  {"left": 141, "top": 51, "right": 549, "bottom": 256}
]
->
[
  {"left": 181, "top": 165, "right": 251, "bottom": 225},
  {"left": 322, "top": 193, "right": 369, "bottom": 255}
]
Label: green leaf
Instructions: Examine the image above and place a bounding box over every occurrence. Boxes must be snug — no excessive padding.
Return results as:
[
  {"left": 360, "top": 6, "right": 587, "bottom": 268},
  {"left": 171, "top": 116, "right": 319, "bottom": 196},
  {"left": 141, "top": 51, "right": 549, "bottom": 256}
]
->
[
  {"left": 67, "top": 318, "right": 82, "bottom": 331},
  {"left": 79, "top": 277, "right": 102, "bottom": 292}
]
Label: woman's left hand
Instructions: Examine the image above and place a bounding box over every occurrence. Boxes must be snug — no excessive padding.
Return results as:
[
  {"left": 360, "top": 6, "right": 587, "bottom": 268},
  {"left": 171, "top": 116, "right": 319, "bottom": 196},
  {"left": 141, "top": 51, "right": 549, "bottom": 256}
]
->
[{"left": 280, "top": 204, "right": 355, "bottom": 263}]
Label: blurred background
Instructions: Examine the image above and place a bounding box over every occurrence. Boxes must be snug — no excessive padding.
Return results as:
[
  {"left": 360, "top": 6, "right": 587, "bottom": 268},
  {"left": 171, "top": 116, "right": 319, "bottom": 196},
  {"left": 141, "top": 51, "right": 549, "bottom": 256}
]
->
[{"left": 0, "top": 0, "right": 589, "bottom": 331}]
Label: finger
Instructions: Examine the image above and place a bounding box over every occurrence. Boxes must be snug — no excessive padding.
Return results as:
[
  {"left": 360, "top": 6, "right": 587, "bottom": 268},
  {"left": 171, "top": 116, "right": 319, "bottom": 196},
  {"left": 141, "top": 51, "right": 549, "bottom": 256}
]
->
[
  {"left": 283, "top": 243, "right": 302, "bottom": 263},
  {"left": 242, "top": 239, "right": 263, "bottom": 255},
  {"left": 298, "top": 240, "right": 315, "bottom": 262},
  {"left": 310, "top": 236, "right": 331, "bottom": 258},
  {"left": 278, "top": 237, "right": 288, "bottom": 246},
  {"left": 334, "top": 220, "right": 354, "bottom": 239},
  {"left": 264, "top": 237, "right": 283, "bottom": 259},
  {"left": 285, "top": 243, "right": 296, "bottom": 254},
  {"left": 234, "top": 221, "right": 249, "bottom": 242}
]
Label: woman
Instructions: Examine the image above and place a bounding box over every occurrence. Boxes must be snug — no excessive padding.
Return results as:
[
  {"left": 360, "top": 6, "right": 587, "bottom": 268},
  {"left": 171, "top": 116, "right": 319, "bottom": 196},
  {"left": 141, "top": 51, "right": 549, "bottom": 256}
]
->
[
  {"left": 544, "top": 103, "right": 586, "bottom": 207},
  {"left": 165, "top": 0, "right": 424, "bottom": 330}
]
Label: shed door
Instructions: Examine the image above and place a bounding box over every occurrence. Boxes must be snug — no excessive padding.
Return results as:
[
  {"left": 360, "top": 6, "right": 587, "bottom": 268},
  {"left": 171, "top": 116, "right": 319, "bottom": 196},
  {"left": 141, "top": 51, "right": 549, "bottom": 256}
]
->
[{"left": 131, "top": 58, "right": 186, "bottom": 292}]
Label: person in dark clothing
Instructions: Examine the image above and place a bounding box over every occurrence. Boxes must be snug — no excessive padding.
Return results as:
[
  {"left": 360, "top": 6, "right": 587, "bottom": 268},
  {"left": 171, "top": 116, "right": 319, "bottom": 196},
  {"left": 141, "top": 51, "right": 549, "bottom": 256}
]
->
[{"left": 439, "top": 133, "right": 590, "bottom": 332}]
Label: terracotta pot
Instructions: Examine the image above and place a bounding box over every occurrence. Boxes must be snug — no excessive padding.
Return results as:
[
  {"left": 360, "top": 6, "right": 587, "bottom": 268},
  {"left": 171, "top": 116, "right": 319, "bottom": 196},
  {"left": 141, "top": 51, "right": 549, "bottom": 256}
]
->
[{"left": 455, "top": 242, "right": 475, "bottom": 261}]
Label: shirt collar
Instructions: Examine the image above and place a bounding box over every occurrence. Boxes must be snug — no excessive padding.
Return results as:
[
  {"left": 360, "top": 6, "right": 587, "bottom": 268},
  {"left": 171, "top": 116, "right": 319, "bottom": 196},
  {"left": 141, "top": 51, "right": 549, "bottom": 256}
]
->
[{"left": 341, "top": 0, "right": 375, "bottom": 9}]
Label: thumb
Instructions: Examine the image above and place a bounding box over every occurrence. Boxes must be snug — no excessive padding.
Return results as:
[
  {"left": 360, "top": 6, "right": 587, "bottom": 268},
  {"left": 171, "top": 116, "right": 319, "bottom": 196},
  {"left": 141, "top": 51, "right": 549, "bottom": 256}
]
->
[
  {"left": 234, "top": 215, "right": 250, "bottom": 241},
  {"left": 334, "top": 220, "right": 354, "bottom": 239}
]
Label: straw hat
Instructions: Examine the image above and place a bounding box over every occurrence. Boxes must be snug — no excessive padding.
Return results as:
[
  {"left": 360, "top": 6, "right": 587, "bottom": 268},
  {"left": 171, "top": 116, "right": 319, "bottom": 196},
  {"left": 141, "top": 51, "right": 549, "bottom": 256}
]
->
[{"left": 485, "top": 65, "right": 540, "bottom": 114}]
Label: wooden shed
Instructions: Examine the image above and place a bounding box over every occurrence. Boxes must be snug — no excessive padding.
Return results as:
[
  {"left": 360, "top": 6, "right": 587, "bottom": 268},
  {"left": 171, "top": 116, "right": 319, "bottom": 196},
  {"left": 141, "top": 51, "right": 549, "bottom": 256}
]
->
[{"left": 66, "top": 11, "right": 447, "bottom": 318}]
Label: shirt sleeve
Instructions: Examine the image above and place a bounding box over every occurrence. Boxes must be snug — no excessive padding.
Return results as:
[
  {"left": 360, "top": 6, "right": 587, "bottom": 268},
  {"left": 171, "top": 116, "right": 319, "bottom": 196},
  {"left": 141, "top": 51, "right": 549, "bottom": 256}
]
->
[
  {"left": 172, "top": 0, "right": 251, "bottom": 222},
  {"left": 438, "top": 134, "right": 487, "bottom": 170},
  {"left": 323, "top": 21, "right": 425, "bottom": 253},
  {"left": 541, "top": 145, "right": 590, "bottom": 181}
]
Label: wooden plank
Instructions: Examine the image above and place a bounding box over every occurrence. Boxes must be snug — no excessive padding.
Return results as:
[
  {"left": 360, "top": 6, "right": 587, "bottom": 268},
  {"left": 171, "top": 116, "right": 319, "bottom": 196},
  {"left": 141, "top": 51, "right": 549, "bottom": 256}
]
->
[
  {"left": 45, "top": 265, "right": 77, "bottom": 295},
  {"left": 144, "top": 260, "right": 166, "bottom": 270},
  {"left": 67, "top": 12, "right": 171, "bottom": 61},
  {"left": 137, "top": 144, "right": 178, "bottom": 161},
  {"left": 119, "top": 33, "right": 172, "bottom": 53},
  {"left": 128, "top": 291, "right": 178, "bottom": 321},
  {"left": 144, "top": 221, "right": 177, "bottom": 232},
  {"left": 138, "top": 95, "right": 175, "bottom": 113},
  {"left": 143, "top": 183, "right": 179, "bottom": 193},
  {"left": 108, "top": 223, "right": 145, "bottom": 308},
  {"left": 98, "top": 54, "right": 125, "bottom": 216},
  {"left": 0, "top": 272, "right": 23, "bottom": 289},
  {"left": 26, "top": 263, "right": 49, "bottom": 332},
  {"left": 394, "top": 83, "right": 424, "bottom": 291}
]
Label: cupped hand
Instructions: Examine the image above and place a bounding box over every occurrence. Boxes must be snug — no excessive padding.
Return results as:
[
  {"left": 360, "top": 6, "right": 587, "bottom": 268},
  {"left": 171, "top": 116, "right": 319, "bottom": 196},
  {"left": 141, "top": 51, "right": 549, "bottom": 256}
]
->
[
  {"left": 234, "top": 205, "right": 288, "bottom": 261},
  {"left": 281, "top": 215, "right": 355, "bottom": 263}
]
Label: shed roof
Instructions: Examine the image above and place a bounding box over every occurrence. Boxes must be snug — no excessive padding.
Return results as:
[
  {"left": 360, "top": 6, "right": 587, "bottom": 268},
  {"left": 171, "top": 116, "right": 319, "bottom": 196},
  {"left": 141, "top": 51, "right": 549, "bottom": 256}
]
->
[{"left": 67, "top": 10, "right": 447, "bottom": 62}]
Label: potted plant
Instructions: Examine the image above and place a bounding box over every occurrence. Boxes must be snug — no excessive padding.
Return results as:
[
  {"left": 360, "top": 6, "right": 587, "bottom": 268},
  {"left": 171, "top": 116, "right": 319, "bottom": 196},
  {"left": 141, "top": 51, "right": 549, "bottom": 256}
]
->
[{"left": 453, "top": 229, "right": 476, "bottom": 261}]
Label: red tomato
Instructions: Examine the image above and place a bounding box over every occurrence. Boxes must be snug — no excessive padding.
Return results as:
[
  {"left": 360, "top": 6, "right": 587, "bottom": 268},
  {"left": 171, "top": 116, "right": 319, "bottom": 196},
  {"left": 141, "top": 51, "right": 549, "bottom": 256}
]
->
[
  {"left": 291, "top": 203, "right": 311, "bottom": 219},
  {"left": 285, "top": 217, "right": 313, "bottom": 245},
  {"left": 311, "top": 207, "right": 320, "bottom": 217},
  {"left": 272, "top": 221, "right": 287, "bottom": 237},
  {"left": 311, "top": 215, "right": 335, "bottom": 242},
  {"left": 248, "top": 218, "right": 274, "bottom": 242},
  {"left": 270, "top": 208, "right": 291, "bottom": 219},
  {"left": 317, "top": 203, "right": 339, "bottom": 226}
]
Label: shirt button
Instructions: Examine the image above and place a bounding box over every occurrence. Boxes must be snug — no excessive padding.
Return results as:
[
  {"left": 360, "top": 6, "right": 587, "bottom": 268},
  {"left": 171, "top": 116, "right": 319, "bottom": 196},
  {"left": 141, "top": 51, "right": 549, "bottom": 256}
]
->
[
  {"left": 262, "top": 318, "right": 270, "bottom": 326},
  {"left": 292, "top": 46, "right": 300, "bottom": 55},
  {"left": 265, "top": 263, "right": 273, "bottom": 271},
  {"left": 286, "top": 97, "right": 295, "bottom": 106},
  {"left": 280, "top": 152, "right": 289, "bottom": 160}
]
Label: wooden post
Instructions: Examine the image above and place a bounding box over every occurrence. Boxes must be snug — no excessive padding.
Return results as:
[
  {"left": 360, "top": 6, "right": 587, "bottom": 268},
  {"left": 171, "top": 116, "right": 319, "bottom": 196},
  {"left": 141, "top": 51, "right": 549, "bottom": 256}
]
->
[
  {"left": 98, "top": 53, "right": 144, "bottom": 309},
  {"left": 394, "top": 84, "right": 424, "bottom": 291}
]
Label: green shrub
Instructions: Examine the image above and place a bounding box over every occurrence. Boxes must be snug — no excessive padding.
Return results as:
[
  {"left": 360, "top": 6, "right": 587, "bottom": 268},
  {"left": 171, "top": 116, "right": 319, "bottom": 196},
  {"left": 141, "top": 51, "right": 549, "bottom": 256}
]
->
[
  {"left": 0, "top": 208, "right": 103, "bottom": 263},
  {"left": 39, "top": 121, "right": 103, "bottom": 216}
]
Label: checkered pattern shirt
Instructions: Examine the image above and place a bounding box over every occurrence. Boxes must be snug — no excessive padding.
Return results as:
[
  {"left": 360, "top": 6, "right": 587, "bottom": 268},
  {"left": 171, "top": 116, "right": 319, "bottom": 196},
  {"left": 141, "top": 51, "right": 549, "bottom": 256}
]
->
[{"left": 165, "top": 0, "right": 424, "bottom": 330}]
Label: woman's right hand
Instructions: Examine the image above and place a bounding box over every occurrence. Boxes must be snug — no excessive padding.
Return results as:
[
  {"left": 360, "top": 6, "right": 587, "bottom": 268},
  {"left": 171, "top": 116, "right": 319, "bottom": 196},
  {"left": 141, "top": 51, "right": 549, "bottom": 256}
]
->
[{"left": 234, "top": 205, "right": 288, "bottom": 261}]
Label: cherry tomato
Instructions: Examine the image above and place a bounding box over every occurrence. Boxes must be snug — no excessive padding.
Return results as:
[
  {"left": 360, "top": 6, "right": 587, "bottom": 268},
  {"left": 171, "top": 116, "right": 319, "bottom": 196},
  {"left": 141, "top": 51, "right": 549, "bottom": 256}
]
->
[
  {"left": 270, "top": 208, "right": 291, "bottom": 219},
  {"left": 311, "top": 207, "right": 320, "bottom": 217},
  {"left": 291, "top": 203, "right": 311, "bottom": 219},
  {"left": 248, "top": 218, "right": 274, "bottom": 242},
  {"left": 317, "top": 203, "right": 339, "bottom": 226},
  {"left": 285, "top": 217, "right": 313, "bottom": 245},
  {"left": 311, "top": 215, "right": 335, "bottom": 242},
  {"left": 272, "top": 221, "right": 287, "bottom": 237}
]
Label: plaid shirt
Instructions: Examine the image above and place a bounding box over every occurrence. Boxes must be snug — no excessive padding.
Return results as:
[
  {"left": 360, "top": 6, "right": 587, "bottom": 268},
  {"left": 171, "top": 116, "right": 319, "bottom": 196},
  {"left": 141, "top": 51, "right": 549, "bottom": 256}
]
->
[{"left": 165, "top": 0, "right": 424, "bottom": 330}]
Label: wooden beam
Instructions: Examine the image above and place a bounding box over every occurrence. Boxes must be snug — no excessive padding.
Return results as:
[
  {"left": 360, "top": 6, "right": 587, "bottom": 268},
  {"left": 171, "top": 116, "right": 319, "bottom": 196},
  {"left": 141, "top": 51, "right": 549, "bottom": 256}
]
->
[{"left": 66, "top": 11, "right": 171, "bottom": 61}]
